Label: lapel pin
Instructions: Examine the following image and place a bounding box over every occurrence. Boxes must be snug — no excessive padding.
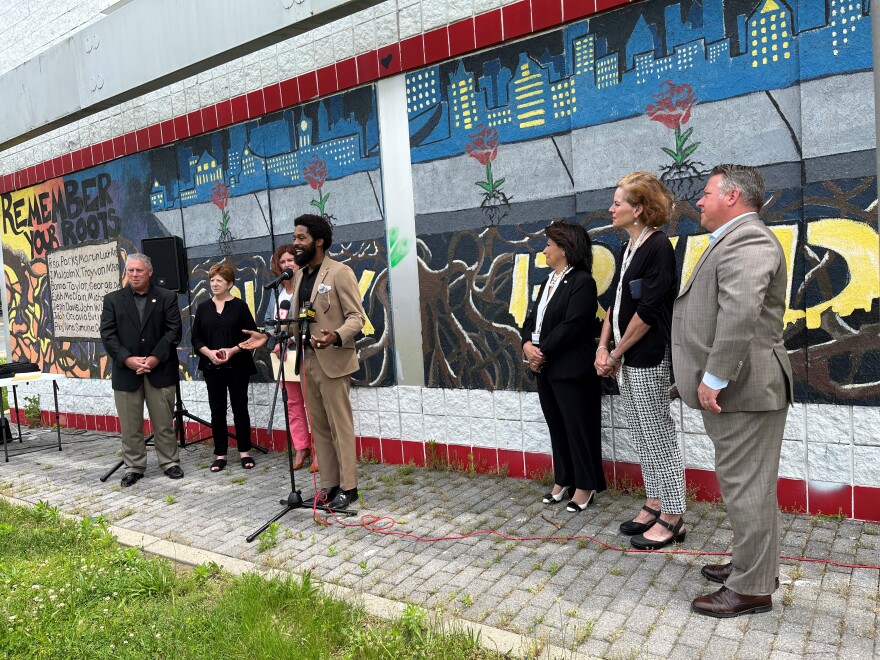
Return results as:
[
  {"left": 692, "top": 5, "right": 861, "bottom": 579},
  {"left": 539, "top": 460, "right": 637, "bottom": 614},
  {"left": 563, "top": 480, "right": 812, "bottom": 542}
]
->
[{"left": 151, "top": 299, "right": 156, "bottom": 303}]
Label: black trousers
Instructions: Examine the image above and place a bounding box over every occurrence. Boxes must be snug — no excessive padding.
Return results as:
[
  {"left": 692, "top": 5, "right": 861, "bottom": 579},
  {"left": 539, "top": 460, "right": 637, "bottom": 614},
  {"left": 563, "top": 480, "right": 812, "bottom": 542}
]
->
[
  {"left": 203, "top": 368, "right": 252, "bottom": 455},
  {"left": 537, "top": 373, "right": 606, "bottom": 492}
]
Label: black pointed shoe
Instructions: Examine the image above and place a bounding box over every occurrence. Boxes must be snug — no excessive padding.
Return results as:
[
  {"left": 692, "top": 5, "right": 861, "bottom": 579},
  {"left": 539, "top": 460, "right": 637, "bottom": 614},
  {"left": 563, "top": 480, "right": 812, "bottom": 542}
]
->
[{"left": 120, "top": 472, "right": 143, "bottom": 487}]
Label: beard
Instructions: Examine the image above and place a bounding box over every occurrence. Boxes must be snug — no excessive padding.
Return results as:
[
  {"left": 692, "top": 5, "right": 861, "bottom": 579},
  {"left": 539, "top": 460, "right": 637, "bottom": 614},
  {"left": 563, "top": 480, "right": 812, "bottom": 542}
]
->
[{"left": 293, "top": 244, "right": 316, "bottom": 267}]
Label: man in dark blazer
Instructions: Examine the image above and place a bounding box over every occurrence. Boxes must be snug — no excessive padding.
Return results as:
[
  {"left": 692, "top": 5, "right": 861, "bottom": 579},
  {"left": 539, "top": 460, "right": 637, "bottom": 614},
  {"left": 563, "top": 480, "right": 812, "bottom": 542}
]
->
[
  {"left": 100, "top": 253, "right": 183, "bottom": 486},
  {"left": 672, "top": 165, "right": 793, "bottom": 617}
]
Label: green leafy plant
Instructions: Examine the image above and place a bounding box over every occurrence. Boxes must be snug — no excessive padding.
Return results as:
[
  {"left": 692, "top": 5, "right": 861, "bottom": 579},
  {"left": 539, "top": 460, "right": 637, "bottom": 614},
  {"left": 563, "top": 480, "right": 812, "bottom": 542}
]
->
[
  {"left": 24, "top": 394, "right": 41, "bottom": 427},
  {"left": 257, "top": 522, "right": 280, "bottom": 552}
]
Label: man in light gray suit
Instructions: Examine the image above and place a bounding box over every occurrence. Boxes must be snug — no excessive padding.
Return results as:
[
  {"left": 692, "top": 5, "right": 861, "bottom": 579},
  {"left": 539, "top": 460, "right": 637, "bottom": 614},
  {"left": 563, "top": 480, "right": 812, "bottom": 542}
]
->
[{"left": 672, "top": 164, "right": 793, "bottom": 618}]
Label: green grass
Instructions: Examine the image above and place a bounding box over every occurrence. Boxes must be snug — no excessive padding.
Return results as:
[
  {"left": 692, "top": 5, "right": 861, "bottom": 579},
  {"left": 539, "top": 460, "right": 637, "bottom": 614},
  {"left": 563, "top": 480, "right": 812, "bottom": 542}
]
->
[{"left": 0, "top": 499, "right": 499, "bottom": 659}]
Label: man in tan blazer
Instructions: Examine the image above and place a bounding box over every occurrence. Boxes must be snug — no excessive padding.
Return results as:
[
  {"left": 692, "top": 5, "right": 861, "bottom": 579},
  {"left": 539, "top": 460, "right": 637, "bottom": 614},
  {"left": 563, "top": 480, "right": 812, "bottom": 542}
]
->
[
  {"left": 288, "top": 214, "right": 365, "bottom": 510},
  {"left": 672, "top": 164, "right": 793, "bottom": 618}
]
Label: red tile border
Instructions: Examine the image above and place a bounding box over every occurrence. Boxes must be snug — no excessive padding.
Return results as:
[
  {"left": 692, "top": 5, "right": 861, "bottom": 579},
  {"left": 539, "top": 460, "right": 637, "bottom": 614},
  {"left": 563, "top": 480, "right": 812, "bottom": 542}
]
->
[
  {"left": 472, "top": 446, "right": 499, "bottom": 474},
  {"left": 425, "top": 441, "right": 448, "bottom": 467},
  {"left": 201, "top": 105, "right": 219, "bottom": 133},
  {"left": 246, "top": 89, "right": 266, "bottom": 118},
  {"left": 335, "top": 58, "right": 358, "bottom": 91},
  {"left": 187, "top": 110, "right": 204, "bottom": 136},
  {"left": 147, "top": 124, "right": 162, "bottom": 149},
  {"left": 297, "top": 71, "right": 319, "bottom": 101},
  {"left": 448, "top": 18, "right": 476, "bottom": 57},
  {"left": 377, "top": 43, "right": 401, "bottom": 76},
  {"left": 532, "top": 0, "right": 563, "bottom": 31},
  {"left": 402, "top": 439, "right": 426, "bottom": 466},
  {"left": 382, "top": 438, "right": 405, "bottom": 464},
  {"left": 263, "top": 83, "right": 282, "bottom": 114},
  {"left": 173, "top": 116, "right": 190, "bottom": 141},
  {"left": 399, "top": 35, "right": 426, "bottom": 71},
  {"left": 777, "top": 477, "right": 807, "bottom": 514},
  {"left": 135, "top": 127, "right": 150, "bottom": 151},
  {"left": 279, "top": 78, "right": 300, "bottom": 108},
  {"left": 498, "top": 449, "right": 526, "bottom": 478},
  {"left": 447, "top": 443, "right": 472, "bottom": 471},
  {"left": 230, "top": 95, "right": 249, "bottom": 123},
  {"left": 614, "top": 461, "right": 645, "bottom": 491},
  {"left": 360, "top": 435, "right": 382, "bottom": 462},
  {"left": 502, "top": 0, "right": 533, "bottom": 41},
  {"left": 524, "top": 451, "right": 552, "bottom": 479},
  {"left": 423, "top": 27, "right": 450, "bottom": 64},
  {"left": 316, "top": 65, "right": 339, "bottom": 97},
  {"left": 853, "top": 486, "right": 880, "bottom": 522},
  {"left": 215, "top": 99, "right": 233, "bottom": 128},
  {"left": 474, "top": 9, "right": 504, "bottom": 49},
  {"left": 808, "top": 481, "right": 853, "bottom": 518},
  {"left": 684, "top": 467, "right": 721, "bottom": 502},
  {"left": 356, "top": 50, "right": 380, "bottom": 83},
  {"left": 160, "top": 119, "right": 176, "bottom": 144}
]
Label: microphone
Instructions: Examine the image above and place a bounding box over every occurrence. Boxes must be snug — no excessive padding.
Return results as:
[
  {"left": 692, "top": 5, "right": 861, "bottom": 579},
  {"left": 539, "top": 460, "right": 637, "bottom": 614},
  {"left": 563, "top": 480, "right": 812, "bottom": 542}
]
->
[
  {"left": 263, "top": 267, "right": 294, "bottom": 290},
  {"left": 279, "top": 299, "right": 291, "bottom": 319},
  {"left": 298, "top": 300, "right": 317, "bottom": 323}
]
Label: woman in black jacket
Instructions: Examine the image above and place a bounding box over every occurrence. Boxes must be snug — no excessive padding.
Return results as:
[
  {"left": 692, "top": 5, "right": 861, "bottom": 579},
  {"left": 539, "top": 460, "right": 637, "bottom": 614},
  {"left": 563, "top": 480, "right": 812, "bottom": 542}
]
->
[
  {"left": 191, "top": 263, "right": 258, "bottom": 471},
  {"left": 522, "top": 220, "right": 606, "bottom": 512},
  {"left": 595, "top": 172, "right": 685, "bottom": 549}
]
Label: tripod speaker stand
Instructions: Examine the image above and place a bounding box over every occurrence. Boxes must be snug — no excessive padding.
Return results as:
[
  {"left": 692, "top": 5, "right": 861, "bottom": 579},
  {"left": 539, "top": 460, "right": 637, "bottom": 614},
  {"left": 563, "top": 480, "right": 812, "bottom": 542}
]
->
[
  {"left": 246, "top": 297, "right": 356, "bottom": 544},
  {"left": 100, "top": 379, "right": 268, "bottom": 482}
]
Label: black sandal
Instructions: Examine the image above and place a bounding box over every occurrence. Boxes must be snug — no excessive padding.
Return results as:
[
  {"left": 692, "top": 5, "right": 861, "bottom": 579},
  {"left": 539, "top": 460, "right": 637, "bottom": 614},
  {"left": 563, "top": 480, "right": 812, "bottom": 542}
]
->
[
  {"left": 630, "top": 518, "right": 686, "bottom": 550},
  {"left": 210, "top": 458, "right": 227, "bottom": 472},
  {"left": 240, "top": 456, "right": 255, "bottom": 469},
  {"left": 619, "top": 505, "right": 661, "bottom": 536}
]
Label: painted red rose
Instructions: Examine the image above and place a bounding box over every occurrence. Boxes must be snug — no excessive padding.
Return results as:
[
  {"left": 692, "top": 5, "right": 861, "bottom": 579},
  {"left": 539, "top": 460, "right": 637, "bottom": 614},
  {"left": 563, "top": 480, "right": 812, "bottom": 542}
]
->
[
  {"left": 210, "top": 181, "right": 229, "bottom": 210},
  {"left": 465, "top": 124, "right": 499, "bottom": 166},
  {"left": 646, "top": 81, "right": 696, "bottom": 129},
  {"left": 303, "top": 157, "right": 327, "bottom": 190}
]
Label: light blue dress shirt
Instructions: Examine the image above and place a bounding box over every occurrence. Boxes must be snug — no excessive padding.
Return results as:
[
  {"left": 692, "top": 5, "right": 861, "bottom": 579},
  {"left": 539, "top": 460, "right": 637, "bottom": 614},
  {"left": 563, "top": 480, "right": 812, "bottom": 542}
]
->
[{"left": 701, "top": 213, "right": 753, "bottom": 390}]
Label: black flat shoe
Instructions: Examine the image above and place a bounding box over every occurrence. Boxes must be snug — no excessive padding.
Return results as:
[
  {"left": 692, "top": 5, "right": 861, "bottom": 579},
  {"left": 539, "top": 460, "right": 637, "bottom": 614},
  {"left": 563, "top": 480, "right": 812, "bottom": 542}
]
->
[
  {"left": 630, "top": 518, "right": 685, "bottom": 550},
  {"left": 542, "top": 485, "right": 575, "bottom": 505},
  {"left": 620, "top": 505, "right": 661, "bottom": 536},
  {"left": 240, "top": 456, "right": 255, "bottom": 469},
  {"left": 120, "top": 472, "right": 143, "bottom": 487},
  {"left": 566, "top": 490, "right": 595, "bottom": 513},
  {"left": 210, "top": 458, "right": 227, "bottom": 472}
]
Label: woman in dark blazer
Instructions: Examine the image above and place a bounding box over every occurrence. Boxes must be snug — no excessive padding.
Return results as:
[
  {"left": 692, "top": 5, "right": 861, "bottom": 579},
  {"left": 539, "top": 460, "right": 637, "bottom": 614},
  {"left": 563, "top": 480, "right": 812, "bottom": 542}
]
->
[
  {"left": 595, "top": 172, "right": 685, "bottom": 549},
  {"left": 522, "top": 220, "right": 606, "bottom": 512},
  {"left": 191, "top": 263, "right": 258, "bottom": 471}
]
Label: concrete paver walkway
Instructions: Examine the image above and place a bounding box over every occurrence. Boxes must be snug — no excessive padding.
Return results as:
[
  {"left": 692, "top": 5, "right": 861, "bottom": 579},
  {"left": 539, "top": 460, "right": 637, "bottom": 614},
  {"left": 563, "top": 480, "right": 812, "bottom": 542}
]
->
[{"left": 1, "top": 427, "right": 878, "bottom": 659}]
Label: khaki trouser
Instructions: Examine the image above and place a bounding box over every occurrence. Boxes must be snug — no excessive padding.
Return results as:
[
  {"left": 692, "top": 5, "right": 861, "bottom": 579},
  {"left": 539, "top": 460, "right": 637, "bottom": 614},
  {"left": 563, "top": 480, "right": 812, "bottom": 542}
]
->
[
  {"left": 304, "top": 351, "right": 357, "bottom": 491},
  {"left": 114, "top": 381, "right": 179, "bottom": 474}
]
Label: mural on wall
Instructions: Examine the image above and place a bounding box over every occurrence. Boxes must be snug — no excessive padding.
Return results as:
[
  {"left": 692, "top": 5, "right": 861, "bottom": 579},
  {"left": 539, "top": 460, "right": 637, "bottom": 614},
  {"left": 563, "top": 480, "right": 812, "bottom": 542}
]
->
[
  {"left": 408, "top": 0, "right": 878, "bottom": 404},
  {"left": 2, "top": 86, "right": 395, "bottom": 388}
]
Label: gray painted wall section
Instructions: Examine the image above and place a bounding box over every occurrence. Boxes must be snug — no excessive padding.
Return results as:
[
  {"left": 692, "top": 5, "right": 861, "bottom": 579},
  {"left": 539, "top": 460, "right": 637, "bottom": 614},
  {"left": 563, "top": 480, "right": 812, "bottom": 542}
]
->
[{"left": 377, "top": 75, "right": 424, "bottom": 387}]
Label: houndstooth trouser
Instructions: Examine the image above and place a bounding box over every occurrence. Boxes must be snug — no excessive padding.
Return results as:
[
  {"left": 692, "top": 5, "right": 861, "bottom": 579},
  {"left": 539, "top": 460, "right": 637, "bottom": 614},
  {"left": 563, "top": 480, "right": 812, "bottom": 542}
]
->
[{"left": 616, "top": 353, "right": 686, "bottom": 514}]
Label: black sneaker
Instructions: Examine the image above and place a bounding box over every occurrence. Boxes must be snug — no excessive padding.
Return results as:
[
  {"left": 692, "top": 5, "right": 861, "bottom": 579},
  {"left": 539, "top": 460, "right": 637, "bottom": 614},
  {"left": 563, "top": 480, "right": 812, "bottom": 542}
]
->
[
  {"left": 120, "top": 472, "right": 143, "bottom": 487},
  {"left": 164, "top": 465, "right": 184, "bottom": 479}
]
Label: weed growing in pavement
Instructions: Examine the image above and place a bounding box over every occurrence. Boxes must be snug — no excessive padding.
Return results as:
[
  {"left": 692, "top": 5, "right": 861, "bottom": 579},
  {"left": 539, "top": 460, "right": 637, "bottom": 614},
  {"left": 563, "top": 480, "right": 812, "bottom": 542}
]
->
[
  {"left": 163, "top": 495, "right": 176, "bottom": 505},
  {"left": 257, "top": 522, "right": 280, "bottom": 552}
]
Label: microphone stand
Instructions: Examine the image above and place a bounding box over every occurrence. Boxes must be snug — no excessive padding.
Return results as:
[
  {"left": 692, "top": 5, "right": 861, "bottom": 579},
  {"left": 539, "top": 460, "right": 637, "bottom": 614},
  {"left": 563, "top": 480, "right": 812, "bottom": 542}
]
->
[{"left": 246, "top": 292, "right": 357, "bottom": 543}]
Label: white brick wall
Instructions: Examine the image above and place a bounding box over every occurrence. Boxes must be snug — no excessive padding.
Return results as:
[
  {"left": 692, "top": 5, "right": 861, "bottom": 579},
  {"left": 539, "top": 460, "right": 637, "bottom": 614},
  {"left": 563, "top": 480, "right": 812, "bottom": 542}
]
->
[{"left": 13, "top": 378, "right": 880, "bottom": 488}]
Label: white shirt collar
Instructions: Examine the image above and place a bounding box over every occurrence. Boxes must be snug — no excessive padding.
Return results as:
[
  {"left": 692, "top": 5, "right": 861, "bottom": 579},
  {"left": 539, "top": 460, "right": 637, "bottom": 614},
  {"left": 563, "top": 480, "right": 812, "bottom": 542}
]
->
[{"left": 709, "top": 212, "right": 753, "bottom": 243}]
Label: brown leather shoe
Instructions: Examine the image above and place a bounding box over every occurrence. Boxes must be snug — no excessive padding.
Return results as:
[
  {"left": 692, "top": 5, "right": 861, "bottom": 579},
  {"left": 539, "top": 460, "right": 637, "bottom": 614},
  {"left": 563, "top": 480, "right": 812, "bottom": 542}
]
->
[
  {"left": 701, "top": 563, "right": 779, "bottom": 589},
  {"left": 692, "top": 586, "right": 772, "bottom": 618}
]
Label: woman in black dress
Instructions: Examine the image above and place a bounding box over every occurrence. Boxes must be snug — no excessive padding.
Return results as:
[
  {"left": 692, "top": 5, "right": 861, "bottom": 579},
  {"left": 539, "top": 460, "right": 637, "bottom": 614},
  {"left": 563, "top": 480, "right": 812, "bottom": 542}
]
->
[
  {"left": 522, "top": 220, "right": 606, "bottom": 512},
  {"left": 191, "top": 263, "right": 258, "bottom": 471}
]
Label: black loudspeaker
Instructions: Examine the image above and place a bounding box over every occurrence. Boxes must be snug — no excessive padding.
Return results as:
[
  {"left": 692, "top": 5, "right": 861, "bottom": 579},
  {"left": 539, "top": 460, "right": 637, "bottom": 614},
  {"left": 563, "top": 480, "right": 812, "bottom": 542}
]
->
[{"left": 142, "top": 236, "right": 188, "bottom": 293}]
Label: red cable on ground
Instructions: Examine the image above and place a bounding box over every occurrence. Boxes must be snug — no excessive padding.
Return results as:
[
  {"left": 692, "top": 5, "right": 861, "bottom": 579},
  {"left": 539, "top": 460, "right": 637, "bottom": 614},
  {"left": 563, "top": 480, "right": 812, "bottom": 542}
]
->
[
  {"left": 291, "top": 328, "right": 879, "bottom": 572},
  {"left": 307, "top": 505, "right": 880, "bottom": 571}
]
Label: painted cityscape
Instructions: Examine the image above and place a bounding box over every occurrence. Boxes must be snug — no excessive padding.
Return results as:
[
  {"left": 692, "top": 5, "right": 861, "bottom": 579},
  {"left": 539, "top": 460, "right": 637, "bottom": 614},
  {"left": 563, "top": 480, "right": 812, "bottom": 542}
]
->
[{"left": 406, "top": 0, "right": 871, "bottom": 162}]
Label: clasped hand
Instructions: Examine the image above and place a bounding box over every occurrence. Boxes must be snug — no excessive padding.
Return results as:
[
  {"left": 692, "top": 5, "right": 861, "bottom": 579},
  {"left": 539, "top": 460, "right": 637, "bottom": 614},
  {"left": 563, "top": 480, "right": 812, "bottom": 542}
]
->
[
  {"left": 124, "top": 355, "right": 159, "bottom": 375},
  {"left": 594, "top": 351, "right": 619, "bottom": 379},
  {"left": 522, "top": 342, "right": 545, "bottom": 373}
]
